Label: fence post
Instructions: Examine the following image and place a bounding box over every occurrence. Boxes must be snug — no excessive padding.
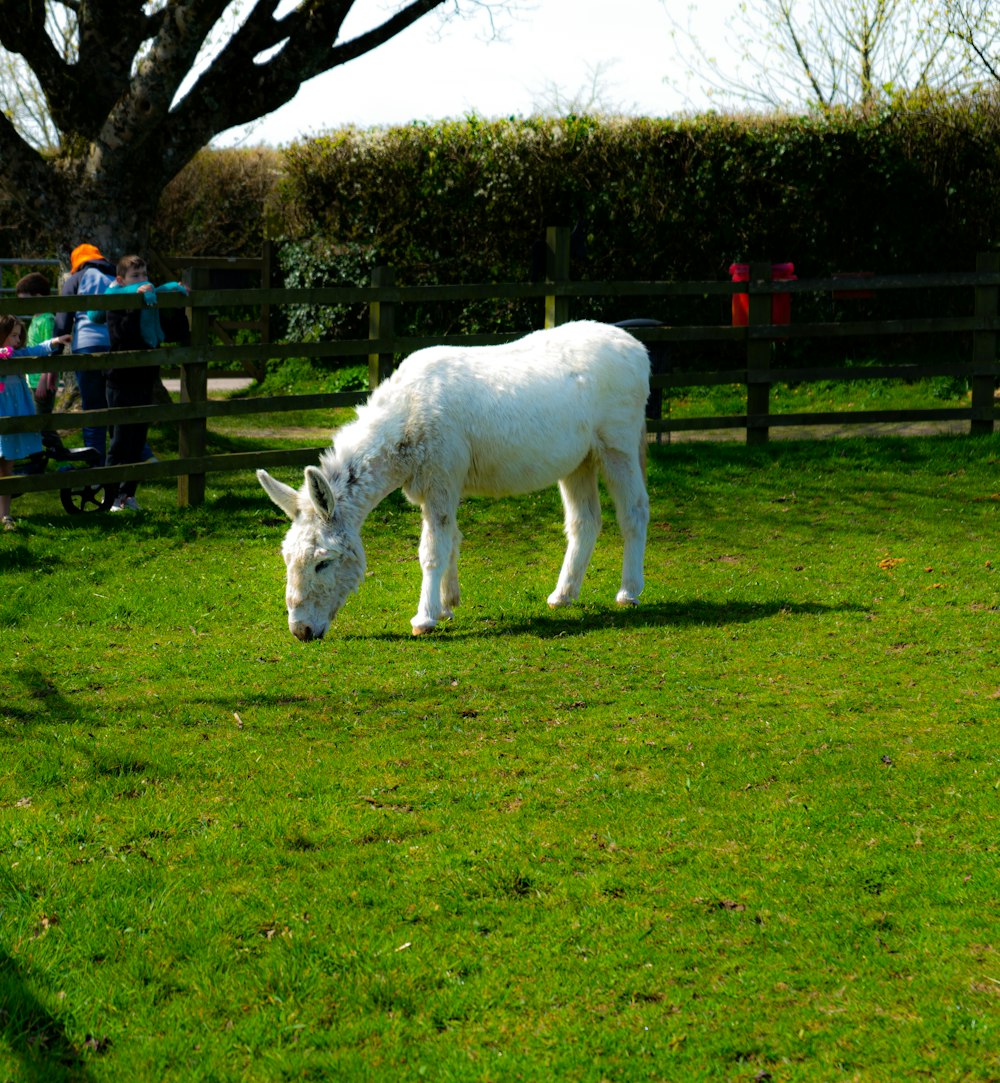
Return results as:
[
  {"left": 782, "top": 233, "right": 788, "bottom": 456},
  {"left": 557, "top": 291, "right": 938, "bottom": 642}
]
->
[
  {"left": 369, "top": 265, "right": 395, "bottom": 390},
  {"left": 545, "top": 225, "right": 571, "bottom": 328},
  {"left": 746, "top": 261, "right": 773, "bottom": 445},
  {"left": 260, "top": 239, "right": 274, "bottom": 346},
  {"left": 177, "top": 266, "right": 209, "bottom": 507},
  {"left": 971, "top": 251, "right": 998, "bottom": 436}
]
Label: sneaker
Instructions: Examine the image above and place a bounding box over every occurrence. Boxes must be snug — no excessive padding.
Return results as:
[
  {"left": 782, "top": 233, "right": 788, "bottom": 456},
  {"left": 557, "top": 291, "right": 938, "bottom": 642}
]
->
[
  {"left": 110, "top": 496, "right": 142, "bottom": 513},
  {"left": 2, "top": 515, "right": 15, "bottom": 532}
]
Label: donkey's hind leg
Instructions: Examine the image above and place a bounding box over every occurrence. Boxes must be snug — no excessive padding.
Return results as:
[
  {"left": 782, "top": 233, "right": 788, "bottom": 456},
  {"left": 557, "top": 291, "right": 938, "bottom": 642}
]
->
[
  {"left": 440, "top": 522, "right": 463, "bottom": 619},
  {"left": 548, "top": 456, "right": 602, "bottom": 608},
  {"left": 598, "top": 436, "right": 649, "bottom": 606}
]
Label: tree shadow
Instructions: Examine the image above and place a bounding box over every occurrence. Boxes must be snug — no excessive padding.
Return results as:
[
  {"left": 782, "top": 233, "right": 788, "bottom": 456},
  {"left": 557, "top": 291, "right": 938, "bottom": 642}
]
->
[
  {"left": 0, "top": 945, "right": 92, "bottom": 1082},
  {"left": 2, "top": 667, "right": 81, "bottom": 731},
  {"left": 0, "top": 542, "right": 63, "bottom": 577}
]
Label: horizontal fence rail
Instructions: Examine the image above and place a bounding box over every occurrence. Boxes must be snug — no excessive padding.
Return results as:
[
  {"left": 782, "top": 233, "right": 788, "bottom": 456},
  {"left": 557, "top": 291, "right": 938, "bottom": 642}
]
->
[{"left": 1, "top": 232, "right": 997, "bottom": 505}]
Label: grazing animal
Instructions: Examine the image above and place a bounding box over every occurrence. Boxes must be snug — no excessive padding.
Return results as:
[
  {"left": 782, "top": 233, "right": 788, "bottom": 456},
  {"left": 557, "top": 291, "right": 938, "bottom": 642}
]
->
[{"left": 257, "top": 320, "right": 650, "bottom": 640}]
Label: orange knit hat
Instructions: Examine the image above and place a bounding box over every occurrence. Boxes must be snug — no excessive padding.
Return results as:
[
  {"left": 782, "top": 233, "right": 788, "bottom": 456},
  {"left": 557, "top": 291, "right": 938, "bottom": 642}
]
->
[{"left": 70, "top": 243, "right": 104, "bottom": 273}]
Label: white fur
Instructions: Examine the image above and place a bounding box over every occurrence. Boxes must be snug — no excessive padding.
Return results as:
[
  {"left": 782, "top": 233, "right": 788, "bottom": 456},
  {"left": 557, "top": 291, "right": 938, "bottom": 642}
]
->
[{"left": 258, "top": 320, "right": 650, "bottom": 640}]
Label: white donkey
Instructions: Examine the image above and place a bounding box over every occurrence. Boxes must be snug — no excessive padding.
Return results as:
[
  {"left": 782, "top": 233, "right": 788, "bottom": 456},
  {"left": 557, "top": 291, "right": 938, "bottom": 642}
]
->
[{"left": 258, "top": 320, "right": 650, "bottom": 640}]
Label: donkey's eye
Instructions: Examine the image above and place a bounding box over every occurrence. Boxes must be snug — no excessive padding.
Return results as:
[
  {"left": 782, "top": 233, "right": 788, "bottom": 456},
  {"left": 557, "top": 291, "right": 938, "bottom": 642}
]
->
[{"left": 315, "top": 560, "right": 332, "bottom": 573}]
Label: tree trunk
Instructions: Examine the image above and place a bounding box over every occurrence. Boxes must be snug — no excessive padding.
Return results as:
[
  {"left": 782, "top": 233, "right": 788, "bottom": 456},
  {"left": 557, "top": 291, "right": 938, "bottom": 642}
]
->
[{"left": 48, "top": 174, "right": 161, "bottom": 261}]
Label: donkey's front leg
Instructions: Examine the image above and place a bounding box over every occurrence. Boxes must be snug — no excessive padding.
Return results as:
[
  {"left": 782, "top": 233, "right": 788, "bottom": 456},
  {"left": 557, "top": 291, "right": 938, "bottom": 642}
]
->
[{"left": 412, "top": 500, "right": 457, "bottom": 635}]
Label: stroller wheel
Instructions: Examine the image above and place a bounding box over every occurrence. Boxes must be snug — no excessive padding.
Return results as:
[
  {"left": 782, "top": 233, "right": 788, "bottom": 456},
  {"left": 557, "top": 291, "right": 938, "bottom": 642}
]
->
[{"left": 61, "top": 483, "right": 116, "bottom": 515}]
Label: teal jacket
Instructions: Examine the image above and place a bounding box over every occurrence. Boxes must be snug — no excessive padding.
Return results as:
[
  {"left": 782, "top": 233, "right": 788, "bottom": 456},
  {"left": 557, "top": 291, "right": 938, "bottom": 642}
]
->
[{"left": 87, "top": 281, "right": 187, "bottom": 348}]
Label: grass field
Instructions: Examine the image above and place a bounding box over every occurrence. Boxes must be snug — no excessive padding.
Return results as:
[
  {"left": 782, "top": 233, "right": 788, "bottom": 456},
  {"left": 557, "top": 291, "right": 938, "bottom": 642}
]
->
[
  {"left": 1, "top": 432, "right": 998, "bottom": 1081},
  {"left": 669, "top": 373, "right": 972, "bottom": 420}
]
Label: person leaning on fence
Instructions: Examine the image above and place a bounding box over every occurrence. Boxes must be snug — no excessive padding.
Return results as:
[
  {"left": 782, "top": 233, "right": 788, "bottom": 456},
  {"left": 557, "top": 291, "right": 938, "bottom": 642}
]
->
[
  {"left": 87, "top": 255, "right": 190, "bottom": 514},
  {"left": 53, "top": 243, "right": 118, "bottom": 464},
  {"left": 15, "top": 271, "right": 58, "bottom": 413},
  {"left": 0, "top": 315, "right": 70, "bottom": 532}
]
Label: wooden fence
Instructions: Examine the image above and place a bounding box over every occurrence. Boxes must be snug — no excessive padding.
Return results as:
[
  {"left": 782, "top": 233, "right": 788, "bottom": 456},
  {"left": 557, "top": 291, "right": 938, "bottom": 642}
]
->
[{"left": 1, "top": 228, "right": 998, "bottom": 507}]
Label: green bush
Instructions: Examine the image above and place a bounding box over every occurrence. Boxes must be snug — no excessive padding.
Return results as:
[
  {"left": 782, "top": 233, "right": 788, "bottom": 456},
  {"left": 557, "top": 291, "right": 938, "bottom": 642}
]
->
[
  {"left": 277, "top": 238, "right": 374, "bottom": 342},
  {"left": 152, "top": 146, "right": 282, "bottom": 257},
  {"left": 270, "top": 100, "right": 1000, "bottom": 331}
]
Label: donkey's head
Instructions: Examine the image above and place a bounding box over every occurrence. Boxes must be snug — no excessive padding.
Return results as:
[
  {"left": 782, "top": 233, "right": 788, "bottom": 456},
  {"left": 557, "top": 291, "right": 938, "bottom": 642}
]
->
[{"left": 257, "top": 467, "right": 366, "bottom": 641}]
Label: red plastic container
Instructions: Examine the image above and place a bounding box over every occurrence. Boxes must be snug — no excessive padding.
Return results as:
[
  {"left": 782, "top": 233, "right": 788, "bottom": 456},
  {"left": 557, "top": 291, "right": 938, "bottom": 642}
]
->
[{"left": 729, "top": 262, "right": 796, "bottom": 326}]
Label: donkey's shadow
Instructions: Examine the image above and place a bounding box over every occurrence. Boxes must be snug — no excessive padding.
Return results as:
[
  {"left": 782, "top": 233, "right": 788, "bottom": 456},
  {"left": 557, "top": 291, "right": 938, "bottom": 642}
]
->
[{"left": 352, "top": 598, "right": 866, "bottom": 642}]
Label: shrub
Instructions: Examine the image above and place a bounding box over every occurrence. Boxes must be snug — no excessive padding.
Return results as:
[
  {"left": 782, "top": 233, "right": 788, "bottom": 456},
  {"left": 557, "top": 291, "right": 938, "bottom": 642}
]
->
[
  {"left": 152, "top": 146, "right": 283, "bottom": 257},
  {"left": 272, "top": 101, "right": 1000, "bottom": 290},
  {"left": 277, "top": 238, "right": 374, "bottom": 343}
]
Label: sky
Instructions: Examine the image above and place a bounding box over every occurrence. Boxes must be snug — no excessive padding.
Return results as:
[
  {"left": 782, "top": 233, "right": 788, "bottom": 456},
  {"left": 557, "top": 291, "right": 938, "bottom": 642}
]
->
[{"left": 215, "top": 0, "right": 741, "bottom": 147}]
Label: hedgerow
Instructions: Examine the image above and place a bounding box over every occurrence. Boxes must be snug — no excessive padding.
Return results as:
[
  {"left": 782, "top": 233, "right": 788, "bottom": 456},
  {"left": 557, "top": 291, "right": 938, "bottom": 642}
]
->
[
  {"left": 274, "top": 101, "right": 1000, "bottom": 270},
  {"left": 151, "top": 146, "right": 282, "bottom": 258},
  {"left": 76, "top": 95, "right": 1000, "bottom": 348}
]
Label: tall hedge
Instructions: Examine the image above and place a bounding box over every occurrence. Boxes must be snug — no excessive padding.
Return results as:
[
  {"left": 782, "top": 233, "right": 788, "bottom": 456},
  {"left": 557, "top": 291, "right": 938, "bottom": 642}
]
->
[
  {"left": 264, "top": 99, "right": 1000, "bottom": 342},
  {"left": 275, "top": 102, "right": 999, "bottom": 269}
]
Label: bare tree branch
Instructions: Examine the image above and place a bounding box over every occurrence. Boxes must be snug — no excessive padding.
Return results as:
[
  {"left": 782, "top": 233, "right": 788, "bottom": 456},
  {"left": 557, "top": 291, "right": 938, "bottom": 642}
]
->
[
  {"left": 531, "top": 60, "right": 633, "bottom": 117},
  {"left": 664, "top": 0, "right": 983, "bottom": 113},
  {"left": 98, "top": 2, "right": 239, "bottom": 156},
  {"left": 160, "top": 0, "right": 454, "bottom": 162},
  {"left": 780, "top": 0, "right": 831, "bottom": 106},
  {"left": 944, "top": 0, "right": 1000, "bottom": 82}
]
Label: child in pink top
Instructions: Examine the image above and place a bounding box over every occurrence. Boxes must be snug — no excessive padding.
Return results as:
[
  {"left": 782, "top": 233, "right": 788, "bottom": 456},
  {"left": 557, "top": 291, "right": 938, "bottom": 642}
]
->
[{"left": 0, "top": 315, "right": 70, "bottom": 530}]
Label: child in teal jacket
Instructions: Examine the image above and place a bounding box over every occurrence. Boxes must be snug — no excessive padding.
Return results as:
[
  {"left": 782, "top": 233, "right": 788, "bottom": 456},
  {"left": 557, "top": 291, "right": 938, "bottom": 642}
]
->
[{"left": 87, "top": 255, "right": 190, "bottom": 512}]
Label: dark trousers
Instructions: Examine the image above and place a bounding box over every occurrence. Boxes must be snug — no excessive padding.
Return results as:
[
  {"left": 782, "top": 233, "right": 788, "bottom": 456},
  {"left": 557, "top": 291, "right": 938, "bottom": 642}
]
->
[
  {"left": 74, "top": 357, "right": 109, "bottom": 465},
  {"left": 106, "top": 375, "right": 154, "bottom": 501}
]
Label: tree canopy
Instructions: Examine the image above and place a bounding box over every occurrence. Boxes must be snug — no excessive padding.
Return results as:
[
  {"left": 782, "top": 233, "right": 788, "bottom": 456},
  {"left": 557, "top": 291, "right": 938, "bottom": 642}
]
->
[{"left": 0, "top": 0, "right": 508, "bottom": 260}]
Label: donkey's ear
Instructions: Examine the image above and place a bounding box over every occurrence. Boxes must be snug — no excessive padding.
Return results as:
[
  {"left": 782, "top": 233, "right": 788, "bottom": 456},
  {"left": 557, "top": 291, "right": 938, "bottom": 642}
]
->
[
  {"left": 257, "top": 469, "right": 299, "bottom": 520},
  {"left": 305, "top": 466, "right": 337, "bottom": 521}
]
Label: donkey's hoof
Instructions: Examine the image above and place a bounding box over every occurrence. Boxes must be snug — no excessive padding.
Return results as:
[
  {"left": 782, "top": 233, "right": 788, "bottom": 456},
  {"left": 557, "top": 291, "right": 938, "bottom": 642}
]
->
[
  {"left": 616, "top": 589, "right": 640, "bottom": 607},
  {"left": 411, "top": 619, "right": 438, "bottom": 636},
  {"left": 547, "top": 591, "right": 574, "bottom": 609}
]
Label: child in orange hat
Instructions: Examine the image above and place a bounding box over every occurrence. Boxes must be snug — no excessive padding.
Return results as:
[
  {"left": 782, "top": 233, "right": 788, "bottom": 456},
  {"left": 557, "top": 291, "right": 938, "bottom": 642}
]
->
[
  {"left": 69, "top": 243, "right": 104, "bottom": 273},
  {"left": 53, "top": 242, "right": 118, "bottom": 462}
]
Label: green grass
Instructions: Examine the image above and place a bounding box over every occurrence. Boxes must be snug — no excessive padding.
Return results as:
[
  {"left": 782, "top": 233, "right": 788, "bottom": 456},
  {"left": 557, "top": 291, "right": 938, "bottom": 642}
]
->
[
  {"left": 2, "top": 436, "right": 999, "bottom": 1081},
  {"left": 670, "top": 374, "right": 971, "bottom": 419}
]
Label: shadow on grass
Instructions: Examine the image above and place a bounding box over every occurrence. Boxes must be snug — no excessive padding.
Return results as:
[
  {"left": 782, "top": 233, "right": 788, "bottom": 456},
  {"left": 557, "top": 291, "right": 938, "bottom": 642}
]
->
[
  {"left": 0, "top": 543, "right": 62, "bottom": 576},
  {"left": 0, "top": 946, "right": 92, "bottom": 1082},
  {"left": 347, "top": 598, "right": 867, "bottom": 642},
  {"left": 2, "top": 667, "right": 80, "bottom": 729}
]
